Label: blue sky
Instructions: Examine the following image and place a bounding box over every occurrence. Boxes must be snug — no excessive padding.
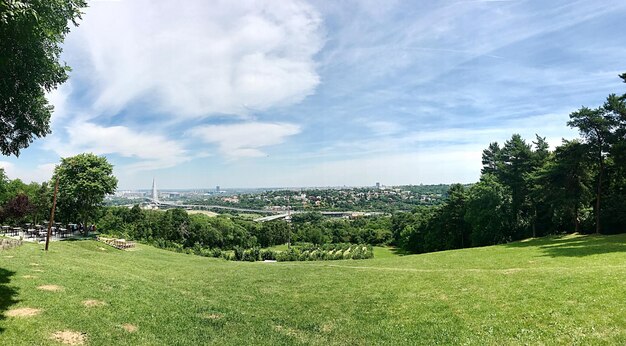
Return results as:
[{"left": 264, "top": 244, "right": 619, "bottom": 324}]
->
[{"left": 2, "top": 0, "right": 626, "bottom": 189}]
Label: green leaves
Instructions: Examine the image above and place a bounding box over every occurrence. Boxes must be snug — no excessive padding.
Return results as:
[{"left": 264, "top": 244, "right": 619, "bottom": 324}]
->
[
  {"left": 0, "top": 0, "right": 87, "bottom": 156},
  {"left": 53, "top": 153, "right": 118, "bottom": 225}
]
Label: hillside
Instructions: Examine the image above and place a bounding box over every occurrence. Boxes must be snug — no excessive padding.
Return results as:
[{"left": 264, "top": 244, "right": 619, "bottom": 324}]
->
[{"left": 1, "top": 234, "right": 625, "bottom": 345}]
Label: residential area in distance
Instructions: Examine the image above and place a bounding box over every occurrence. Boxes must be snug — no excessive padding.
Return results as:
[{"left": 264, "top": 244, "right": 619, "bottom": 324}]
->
[{"left": 107, "top": 183, "right": 456, "bottom": 213}]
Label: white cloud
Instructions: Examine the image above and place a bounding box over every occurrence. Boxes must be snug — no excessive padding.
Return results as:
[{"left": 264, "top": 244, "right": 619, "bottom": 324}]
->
[
  {"left": 67, "top": 0, "right": 323, "bottom": 118},
  {"left": 0, "top": 161, "right": 56, "bottom": 183},
  {"left": 45, "top": 83, "right": 72, "bottom": 125},
  {"left": 190, "top": 122, "right": 301, "bottom": 158},
  {"left": 45, "top": 122, "right": 189, "bottom": 171}
]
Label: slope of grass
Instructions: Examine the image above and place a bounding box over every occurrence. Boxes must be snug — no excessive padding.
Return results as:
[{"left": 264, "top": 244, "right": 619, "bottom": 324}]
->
[{"left": 0, "top": 234, "right": 625, "bottom": 345}]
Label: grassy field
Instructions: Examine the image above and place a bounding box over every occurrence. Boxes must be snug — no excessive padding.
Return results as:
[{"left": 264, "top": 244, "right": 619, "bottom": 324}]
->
[
  {"left": 186, "top": 210, "right": 220, "bottom": 217},
  {"left": 0, "top": 234, "right": 625, "bottom": 345}
]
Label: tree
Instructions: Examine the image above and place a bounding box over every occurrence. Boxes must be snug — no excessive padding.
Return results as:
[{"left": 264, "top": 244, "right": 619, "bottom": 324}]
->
[
  {"left": 499, "top": 134, "right": 533, "bottom": 236},
  {"left": 528, "top": 135, "right": 551, "bottom": 237},
  {"left": 465, "top": 174, "right": 513, "bottom": 246},
  {"left": 532, "top": 140, "right": 592, "bottom": 233},
  {"left": 568, "top": 107, "right": 614, "bottom": 233},
  {"left": 481, "top": 142, "right": 501, "bottom": 175},
  {"left": 2, "top": 193, "right": 33, "bottom": 223},
  {"left": 53, "top": 153, "right": 118, "bottom": 232},
  {"left": 0, "top": 0, "right": 87, "bottom": 156}
]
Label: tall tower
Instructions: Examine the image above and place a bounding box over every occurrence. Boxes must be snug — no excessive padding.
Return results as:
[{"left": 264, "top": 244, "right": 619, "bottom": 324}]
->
[{"left": 152, "top": 177, "right": 158, "bottom": 203}]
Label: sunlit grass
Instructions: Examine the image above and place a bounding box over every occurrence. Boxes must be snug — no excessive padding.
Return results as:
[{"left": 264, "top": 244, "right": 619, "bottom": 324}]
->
[{"left": 0, "top": 234, "right": 625, "bottom": 345}]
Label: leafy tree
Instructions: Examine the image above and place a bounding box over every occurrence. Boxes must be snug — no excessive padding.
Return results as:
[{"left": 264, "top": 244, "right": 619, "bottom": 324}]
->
[
  {"left": 26, "top": 181, "right": 50, "bottom": 224},
  {"left": 601, "top": 73, "right": 626, "bottom": 233},
  {"left": 568, "top": 107, "right": 614, "bottom": 233},
  {"left": 532, "top": 140, "right": 592, "bottom": 233},
  {"left": 2, "top": 193, "right": 33, "bottom": 223},
  {"left": 0, "top": 0, "right": 87, "bottom": 155},
  {"left": 465, "top": 174, "right": 513, "bottom": 246},
  {"left": 54, "top": 153, "right": 118, "bottom": 231}
]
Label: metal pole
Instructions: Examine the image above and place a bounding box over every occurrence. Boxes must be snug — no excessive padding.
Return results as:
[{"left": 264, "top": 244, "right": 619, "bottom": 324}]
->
[{"left": 45, "top": 177, "right": 59, "bottom": 251}]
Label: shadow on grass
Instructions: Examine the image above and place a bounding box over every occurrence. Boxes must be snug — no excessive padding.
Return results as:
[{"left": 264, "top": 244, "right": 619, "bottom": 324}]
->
[
  {"left": 390, "top": 247, "right": 411, "bottom": 256},
  {"left": 505, "top": 234, "right": 626, "bottom": 258},
  {"left": 0, "top": 267, "right": 18, "bottom": 334}
]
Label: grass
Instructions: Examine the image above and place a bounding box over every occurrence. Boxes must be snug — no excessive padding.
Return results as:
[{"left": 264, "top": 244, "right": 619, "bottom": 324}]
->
[
  {"left": 0, "top": 234, "right": 625, "bottom": 345},
  {"left": 186, "top": 210, "right": 219, "bottom": 217}
]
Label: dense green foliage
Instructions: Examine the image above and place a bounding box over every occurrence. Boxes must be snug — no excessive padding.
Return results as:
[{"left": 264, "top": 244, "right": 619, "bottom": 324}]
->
[
  {"left": 97, "top": 206, "right": 392, "bottom": 252},
  {"left": 0, "top": 168, "right": 50, "bottom": 225},
  {"left": 393, "top": 73, "right": 626, "bottom": 253},
  {"left": 54, "top": 153, "right": 118, "bottom": 229},
  {"left": 0, "top": 0, "right": 86, "bottom": 155},
  {"left": 1, "top": 234, "right": 625, "bottom": 344}
]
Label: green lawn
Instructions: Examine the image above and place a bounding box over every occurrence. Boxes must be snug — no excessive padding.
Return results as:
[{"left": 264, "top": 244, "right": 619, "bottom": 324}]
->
[{"left": 1, "top": 234, "right": 625, "bottom": 345}]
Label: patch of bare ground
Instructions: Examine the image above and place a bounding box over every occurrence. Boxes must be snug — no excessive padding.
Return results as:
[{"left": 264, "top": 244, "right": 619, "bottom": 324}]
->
[
  {"left": 320, "top": 323, "right": 334, "bottom": 333},
  {"left": 83, "top": 299, "right": 106, "bottom": 307},
  {"left": 38, "top": 285, "right": 63, "bottom": 292},
  {"left": 200, "top": 313, "right": 223, "bottom": 320},
  {"left": 29, "top": 263, "right": 40, "bottom": 266},
  {"left": 32, "top": 269, "right": 44, "bottom": 272},
  {"left": 50, "top": 330, "right": 86, "bottom": 345},
  {"left": 3, "top": 255, "right": 14, "bottom": 258},
  {"left": 21, "top": 275, "right": 37, "bottom": 279},
  {"left": 6, "top": 308, "right": 41, "bottom": 317},
  {"left": 122, "top": 324, "right": 138, "bottom": 332}
]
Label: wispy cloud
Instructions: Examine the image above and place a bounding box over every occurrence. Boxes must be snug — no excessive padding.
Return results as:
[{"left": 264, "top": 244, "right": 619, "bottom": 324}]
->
[
  {"left": 65, "top": 0, "right": 324, "bottom": 118},
  {"left": 0, "top": 161, "right": 56, "bottom": 184},
  {"left": 190, "top": 122, "right": 301, "bottom": 158},
  {"left": 44, "top": 122, "right": 190, "bottom": 171}
]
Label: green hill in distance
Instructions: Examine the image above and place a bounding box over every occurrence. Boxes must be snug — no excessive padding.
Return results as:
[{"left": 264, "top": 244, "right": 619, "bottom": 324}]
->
[{"left": 1, "top": 234, "right": 625, "bottom": 345}]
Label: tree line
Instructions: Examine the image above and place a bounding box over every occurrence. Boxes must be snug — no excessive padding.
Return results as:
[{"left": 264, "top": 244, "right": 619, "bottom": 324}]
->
[
  {"left": 97, "top": 207, "right": 393, "bottom": 250},
  {"left": 393, "top": 73, "right": 626, "bottom": 253}
]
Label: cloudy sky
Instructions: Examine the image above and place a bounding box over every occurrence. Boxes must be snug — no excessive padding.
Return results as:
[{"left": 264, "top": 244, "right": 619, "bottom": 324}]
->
[{"left": 2, "top": 0, "right": 626, "bottom": 189}]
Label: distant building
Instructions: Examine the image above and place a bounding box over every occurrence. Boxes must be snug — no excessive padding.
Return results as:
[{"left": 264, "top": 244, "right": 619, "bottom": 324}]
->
[
  {"left": 216, "top": 185, "right": 220, "bottom": 192},
  {"left": 151, "top": 178, "right": 159, "bottom": 203},
  {"left": 375, "top": 182, "right": 380, "bottom": 189}
]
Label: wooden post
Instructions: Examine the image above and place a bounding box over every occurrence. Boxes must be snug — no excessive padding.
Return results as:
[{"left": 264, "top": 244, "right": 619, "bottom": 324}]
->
[
  {"left": 287, "top": 195, "right": 291, "bottom": 249},
  {"left": 45, "top": 177, "right": 59, "bottom": 251}
]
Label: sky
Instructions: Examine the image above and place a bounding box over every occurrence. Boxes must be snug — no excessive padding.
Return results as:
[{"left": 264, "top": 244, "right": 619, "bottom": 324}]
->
[{"left": 2, "top": 0, "right": 626, "bottom": 189}]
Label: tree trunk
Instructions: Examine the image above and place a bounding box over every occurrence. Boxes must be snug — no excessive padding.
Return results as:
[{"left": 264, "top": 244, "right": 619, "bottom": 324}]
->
[
  {"left": 532, "top": 207, "right": 537, "bottom": 238},
  {"left": 596, "top": 160, "right": 603, "bottom": 234},
  {"left": 574, "top": 205, "right": 580, "bottom": 234}
]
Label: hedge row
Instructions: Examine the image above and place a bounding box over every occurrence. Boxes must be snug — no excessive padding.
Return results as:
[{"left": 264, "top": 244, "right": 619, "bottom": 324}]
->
[
  {"left": 231, "top": 244, "right": 374, "bottom": 262},
  {"left": 147, "top": 238, "right": 374, "bottom": 262}
]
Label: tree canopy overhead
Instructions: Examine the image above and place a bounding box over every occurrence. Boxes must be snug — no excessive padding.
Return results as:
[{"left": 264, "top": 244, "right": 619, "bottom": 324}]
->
[{"left": 0, "top": 0, "right": 86, "bottom": 156}]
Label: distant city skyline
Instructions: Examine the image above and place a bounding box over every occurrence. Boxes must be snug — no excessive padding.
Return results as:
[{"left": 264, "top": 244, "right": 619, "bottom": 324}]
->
[{"left": 1, "top": 0, "right": 626, "bottom": 189}]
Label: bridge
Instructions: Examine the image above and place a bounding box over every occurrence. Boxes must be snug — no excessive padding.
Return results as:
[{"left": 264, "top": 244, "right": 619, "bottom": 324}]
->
[{"left": 143, "top": 198, "right": 385, "bottom": 221}]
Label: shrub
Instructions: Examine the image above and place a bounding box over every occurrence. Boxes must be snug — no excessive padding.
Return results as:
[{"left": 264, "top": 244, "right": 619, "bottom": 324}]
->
[
  {"left": 233, "top": 246, "right": 245, "bottom": 261},
  {"left": 260, "top": 249, "right": 276, "bottom": 260}
]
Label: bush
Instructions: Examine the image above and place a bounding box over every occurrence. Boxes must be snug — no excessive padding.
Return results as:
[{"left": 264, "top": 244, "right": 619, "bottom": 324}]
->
[{"left": 260, "top": 249, "right": 276, "bottom": 260}]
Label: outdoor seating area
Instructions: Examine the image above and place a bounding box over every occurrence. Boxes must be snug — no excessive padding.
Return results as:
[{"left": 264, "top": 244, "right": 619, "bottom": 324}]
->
[
  {"left": 97, "top": 236, "right": 136, "bottom": 250},
  {"left": 0, "top": 223, "right": 84, "bottom": 242}
]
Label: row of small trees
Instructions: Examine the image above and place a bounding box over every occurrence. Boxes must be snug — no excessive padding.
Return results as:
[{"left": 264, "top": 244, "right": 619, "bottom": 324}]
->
[{"left": 394, "top": 73, "right": 626, "bottom": 253}]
